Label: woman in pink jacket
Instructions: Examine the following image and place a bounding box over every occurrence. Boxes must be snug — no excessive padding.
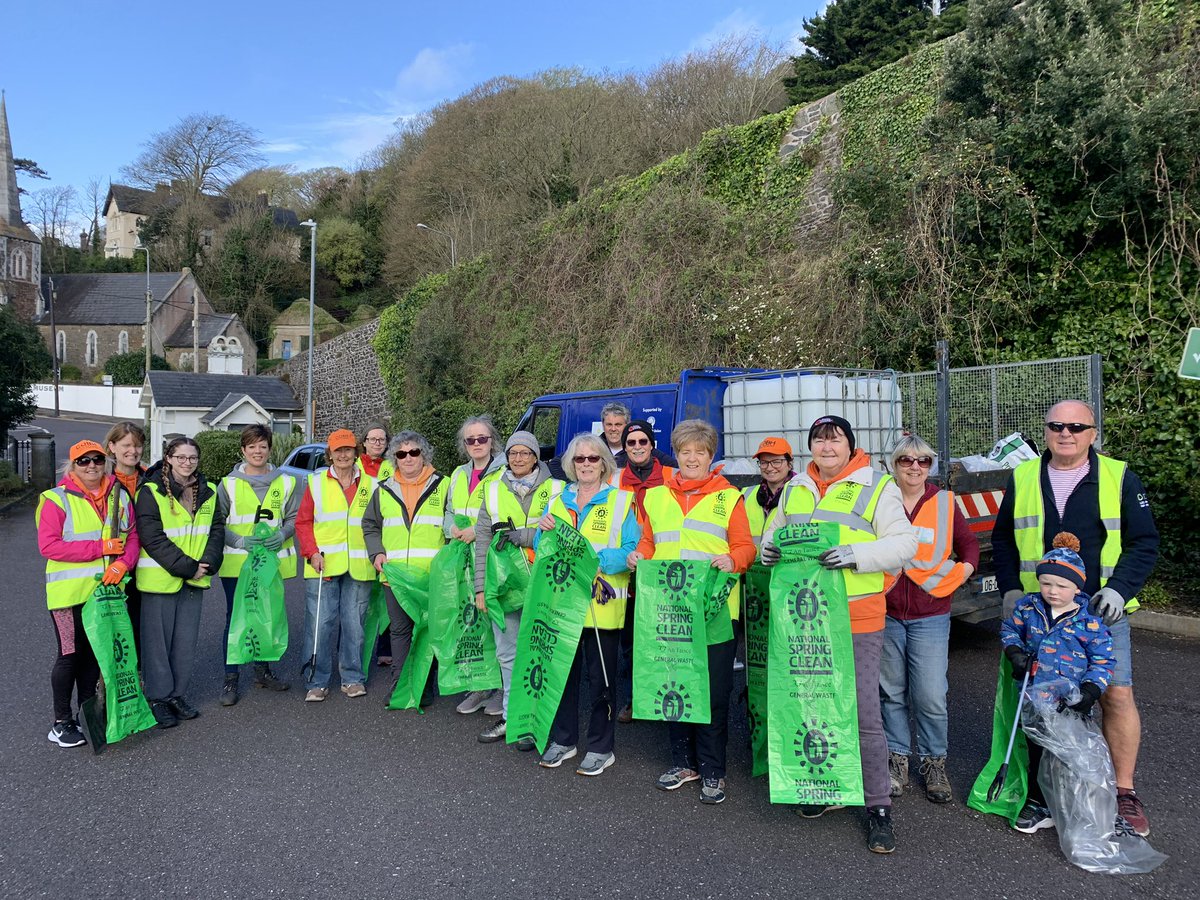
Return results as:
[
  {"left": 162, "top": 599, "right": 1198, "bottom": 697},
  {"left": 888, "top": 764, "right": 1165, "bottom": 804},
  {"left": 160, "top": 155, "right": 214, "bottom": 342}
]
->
[{"left": 36, "top": 440, "right": 140, "bottom": 748}]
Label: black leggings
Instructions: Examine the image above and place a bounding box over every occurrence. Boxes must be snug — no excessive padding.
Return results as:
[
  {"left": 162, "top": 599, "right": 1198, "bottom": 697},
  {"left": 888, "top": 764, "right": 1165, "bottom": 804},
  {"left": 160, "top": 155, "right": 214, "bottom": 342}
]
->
[
  {"left": 1026, "top": 739, "right": 1046, "bottom": 805},
  {"left": 50, "top": 606, "right": 99, "bottom": 721}
]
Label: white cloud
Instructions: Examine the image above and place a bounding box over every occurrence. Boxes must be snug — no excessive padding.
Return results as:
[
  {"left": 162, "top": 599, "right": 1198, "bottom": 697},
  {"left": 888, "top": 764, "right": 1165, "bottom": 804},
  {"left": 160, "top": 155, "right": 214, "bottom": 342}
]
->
[
  {"left": 262, "top": 140, "right": 305, "bottom": 155},
  {"left": 393, "top": 44, "right": 474, "bottom": 96},
  {"left": 688, "top": 7, "right": 811, "bottom": 56}
]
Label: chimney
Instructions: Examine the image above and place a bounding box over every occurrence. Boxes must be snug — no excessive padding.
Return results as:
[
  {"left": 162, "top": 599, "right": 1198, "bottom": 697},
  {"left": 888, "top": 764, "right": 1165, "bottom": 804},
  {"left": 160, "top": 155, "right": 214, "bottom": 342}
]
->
[{"left": 79, "top": 232, "right": 88, "bottom": 252}]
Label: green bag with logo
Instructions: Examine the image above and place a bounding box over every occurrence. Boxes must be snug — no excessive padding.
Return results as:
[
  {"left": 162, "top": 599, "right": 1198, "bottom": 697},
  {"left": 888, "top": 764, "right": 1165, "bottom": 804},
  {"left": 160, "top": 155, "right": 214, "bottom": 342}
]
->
[
  {"left": 743, "top": 563, "right": 772, "bottom": 777},
  {"left": 767, "top": 522, "right": 864, "bottom": 806},
  {"left": 227, "top": 521, "right": 288, "bottom": 664},
  {"left": 429, "top": 539, "right": 502, "bottom": 694},
  {"left": 360, "top": 578, "right": 390, "bottom": 675},
  {"left": 81, "top": 582, "right": 157, "bottom": 745},
  {"left": 383, "top": 562, "right": 434, "bottom": 710},
  {"left": 631, "top": 559, "right": 722, "bottom": 725},
  {"left": 967, "top": 654, "right": 1029, "bottom": 824},
  {"left": 505, "top": 521, "right": 598, "bottom": 753},
  {"left": 484, "top": 532, "right": 531, "bottom": 628}
]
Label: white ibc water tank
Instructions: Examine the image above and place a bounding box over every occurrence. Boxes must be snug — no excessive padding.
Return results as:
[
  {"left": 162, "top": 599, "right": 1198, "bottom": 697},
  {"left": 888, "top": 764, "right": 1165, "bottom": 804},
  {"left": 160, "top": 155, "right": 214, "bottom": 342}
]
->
[
  {"left": 841, "top": 375, "right": 905, "bottom": 466},
  {"left": 722, "top": 372, "right": 842, "bottom": 459}
]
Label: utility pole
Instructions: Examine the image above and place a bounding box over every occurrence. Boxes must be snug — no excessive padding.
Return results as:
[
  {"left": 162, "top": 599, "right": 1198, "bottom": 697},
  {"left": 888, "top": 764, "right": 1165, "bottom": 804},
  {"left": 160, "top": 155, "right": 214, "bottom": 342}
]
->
[
  {"left": 300, "top": 219, "right": 317, "bottom": 440},
  {"left": 48, "top": 278, "right": 60, "bottom": 417},
  {"left": 192, "top": 284, "right": 199, "bottom": 373},
  {"left": 135, "top": 244, "right": 152, "bottom": 374}
]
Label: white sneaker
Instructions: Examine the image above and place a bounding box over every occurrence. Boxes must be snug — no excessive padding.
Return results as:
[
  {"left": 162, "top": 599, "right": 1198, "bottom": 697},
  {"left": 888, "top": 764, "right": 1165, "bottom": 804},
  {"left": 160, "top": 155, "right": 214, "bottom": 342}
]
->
[
  {"left": 456, "top": 690, "right": 492, "bottom": 714},
  {"left": 304, "top": 687, "right": 329, "bottom": 702}
]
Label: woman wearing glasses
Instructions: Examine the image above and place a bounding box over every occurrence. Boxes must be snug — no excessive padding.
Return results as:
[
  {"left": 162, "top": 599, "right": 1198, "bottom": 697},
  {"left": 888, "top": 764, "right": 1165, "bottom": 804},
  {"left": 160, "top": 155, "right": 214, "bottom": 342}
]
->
[
  {"left": 356, "top": 423, "right": 393, "bottom": 668},
  {"left": 880, "top": 435, "right": 978, "bottom": 806},
  {"left": 535, "top": 434, "right": 639, "bottom": 775},
  {"left": 446, "top": 416, "right": 505, "bottom": 716},
  {"left": 37, "top": 440, "right": 141, "bottom": 747},
  {"left": 135, "top": 437, "right": 226, "bottom": 728}
]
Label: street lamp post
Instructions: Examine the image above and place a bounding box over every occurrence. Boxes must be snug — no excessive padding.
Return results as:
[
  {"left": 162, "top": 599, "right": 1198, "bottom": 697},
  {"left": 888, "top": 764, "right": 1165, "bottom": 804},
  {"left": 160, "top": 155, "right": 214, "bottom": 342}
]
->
[
  {"left": 416, "top": 222, "right": 456, "bottom": 267},
  {"left": 300, "top": 219, "right": 317, "bottom": 440}
]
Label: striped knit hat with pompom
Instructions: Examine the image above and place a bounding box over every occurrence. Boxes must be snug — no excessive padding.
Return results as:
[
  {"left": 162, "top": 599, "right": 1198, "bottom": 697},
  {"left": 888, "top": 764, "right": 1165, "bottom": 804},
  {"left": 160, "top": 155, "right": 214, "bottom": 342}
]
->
[{"left": 1035, "top": 532, "right": 1087, "bottom": 591}]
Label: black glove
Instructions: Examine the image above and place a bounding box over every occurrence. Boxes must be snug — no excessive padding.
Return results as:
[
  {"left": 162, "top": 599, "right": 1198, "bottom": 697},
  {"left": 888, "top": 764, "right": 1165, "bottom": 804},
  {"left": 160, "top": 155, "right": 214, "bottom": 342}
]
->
[
  {"left": 492, "top": 519, "right": 515, "bottom": 550},
  {"left": 1058, "top": 681, "right": 1102, "bottom": 716},
  {"left": 1004, "top": 644, "right": 1030, "bottom": 681}
]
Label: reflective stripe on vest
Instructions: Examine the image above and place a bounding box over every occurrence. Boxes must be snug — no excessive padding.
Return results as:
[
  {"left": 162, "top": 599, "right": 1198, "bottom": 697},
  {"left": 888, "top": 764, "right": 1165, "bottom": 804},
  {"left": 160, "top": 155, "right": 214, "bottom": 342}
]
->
[
  {"left": 642, "top": 485, "right": 741, "bottom": 618},
  {"left": 218, "top": 473, "right": 298, "bottom": 578},
  {"left": 903, "top": 489, "right": 969, "bottom": 599},
  {"left": 779, "top": 472, "right": 890, "bottom": 602},
  {"left": 135, "top": 481, "right": 218, "bottom": 593},
  {"left": 376, "top": 475, "right": 448, "bottom": 573},
  {"left": 449, "top": 463, "right": 500, "bottom": 521},
  {"left": 37, "top": 484, "right": 134, "bottom": 609},
  {"left": 742, "top": 485, "right": 769, "bottom": 549},
  {"left": 305, "top": 470, "right": 375, "bottom": 580},
  {"left": 547, "top": 488, "right": 632, "bottom": 629},
  {"left": 1010, "top": 454, "right": 1135, "bottom": 610}
]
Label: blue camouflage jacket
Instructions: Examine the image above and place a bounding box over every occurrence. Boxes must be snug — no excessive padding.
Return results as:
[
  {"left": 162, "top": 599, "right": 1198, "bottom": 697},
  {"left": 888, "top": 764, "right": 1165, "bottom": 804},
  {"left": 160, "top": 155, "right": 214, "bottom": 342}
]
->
[{"left": 1000, "top": 593, "right": 1114, "bottom": 692}]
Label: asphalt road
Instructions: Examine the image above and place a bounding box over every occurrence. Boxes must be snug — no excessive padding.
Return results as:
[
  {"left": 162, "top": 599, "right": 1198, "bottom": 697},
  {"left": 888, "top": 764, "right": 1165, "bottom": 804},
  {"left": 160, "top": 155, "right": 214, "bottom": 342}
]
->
[{"left": 1, "top": 503, "right": 1196, "bottom": 899}]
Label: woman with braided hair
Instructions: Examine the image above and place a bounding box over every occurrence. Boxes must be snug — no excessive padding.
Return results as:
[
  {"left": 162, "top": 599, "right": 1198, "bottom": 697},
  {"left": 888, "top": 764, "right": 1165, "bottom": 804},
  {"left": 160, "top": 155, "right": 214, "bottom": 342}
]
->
[{"left": 134, "top": 437, "right": 225, "bottom": 728}]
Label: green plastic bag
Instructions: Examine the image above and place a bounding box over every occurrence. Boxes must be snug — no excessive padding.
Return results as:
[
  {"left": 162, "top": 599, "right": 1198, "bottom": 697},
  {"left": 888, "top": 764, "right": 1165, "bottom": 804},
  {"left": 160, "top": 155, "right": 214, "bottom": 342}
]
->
[
  {"left": 767, "top": 522, "right": 864, "bottom": 806},
  {"left": 382, "top": 562, "right": 434, "bottom": 710},
  {"left": 227, "top": 521, "right": 288, "bottom": 664},
  {"left": 505, "top": 522, "right": 598, "bottom": 753},
  {"left": 743, "top": 564, "right": 772, "bottom": 777},
  {"left": 704, "top": 569, "right": 737, "bottom": 645},
  {"left": 632, "top": 559, "right": 715, "bottom": 725},
  {"left": 360, "top": 578, "right": 390, "bottom": 676},
  {"left": 429, "top": 540, "right": 501, "bottom": 694},
  {"left": 967, "top": 653, "right": 1030, "bottom": 824},
  {"left": 484, "top": 532, "right": 532, "bottom": 629},
  {"left": 81, "top": 582, "right": 156, "bottom": 744}
]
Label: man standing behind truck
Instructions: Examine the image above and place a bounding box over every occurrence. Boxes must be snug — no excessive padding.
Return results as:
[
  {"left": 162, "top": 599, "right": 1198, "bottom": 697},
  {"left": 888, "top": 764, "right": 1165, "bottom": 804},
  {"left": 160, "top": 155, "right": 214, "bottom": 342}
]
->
[{"left": 991, "top": 399, "right": 1159, "bottom": 835}]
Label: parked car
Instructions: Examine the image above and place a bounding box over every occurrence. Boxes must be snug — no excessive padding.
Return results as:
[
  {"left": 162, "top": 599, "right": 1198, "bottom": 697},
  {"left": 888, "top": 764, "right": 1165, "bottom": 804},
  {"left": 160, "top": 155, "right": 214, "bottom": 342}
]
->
[{"left": 278, "top": 443, "right": 327, "bottom": 481}]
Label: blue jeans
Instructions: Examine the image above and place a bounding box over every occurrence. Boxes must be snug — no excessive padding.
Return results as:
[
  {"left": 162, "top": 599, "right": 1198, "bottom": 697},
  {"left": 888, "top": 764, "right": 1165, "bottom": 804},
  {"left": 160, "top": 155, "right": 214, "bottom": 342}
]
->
[
  {"left": 879, "top": 613, "right": 950, "bottom": 758},
  {"left": 300, "top": 574, "right": 369, "bottom": 690}
]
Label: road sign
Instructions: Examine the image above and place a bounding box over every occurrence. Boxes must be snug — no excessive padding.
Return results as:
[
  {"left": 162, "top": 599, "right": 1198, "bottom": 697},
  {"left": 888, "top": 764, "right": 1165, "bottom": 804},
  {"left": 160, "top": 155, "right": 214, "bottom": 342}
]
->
[{"left": 1180, "top": 327, "right": 1200, "bottom": 381}]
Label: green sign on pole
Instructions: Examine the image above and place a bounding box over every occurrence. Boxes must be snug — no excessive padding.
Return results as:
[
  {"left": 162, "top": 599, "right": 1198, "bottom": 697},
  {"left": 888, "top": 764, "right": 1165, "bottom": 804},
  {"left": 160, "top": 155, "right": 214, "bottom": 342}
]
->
[{"left": 1179, "top": 327, "right": 1200, "bottom": 381}]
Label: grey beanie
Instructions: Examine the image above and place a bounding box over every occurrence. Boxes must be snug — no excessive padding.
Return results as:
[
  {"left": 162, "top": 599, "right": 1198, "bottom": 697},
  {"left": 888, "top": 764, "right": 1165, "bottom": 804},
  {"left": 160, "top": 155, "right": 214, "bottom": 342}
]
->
[{"left": 505, "top": 430, "right": 540, "bottom": 456}]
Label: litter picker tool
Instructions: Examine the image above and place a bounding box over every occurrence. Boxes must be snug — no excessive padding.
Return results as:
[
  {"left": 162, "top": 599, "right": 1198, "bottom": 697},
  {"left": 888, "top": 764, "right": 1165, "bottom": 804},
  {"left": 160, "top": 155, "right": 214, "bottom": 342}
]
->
[
  {"left": 987, "top": 661, "right": 1037, "bottom": 803},
  {"left": 301, "top": 564, "right": 325, "bottom": 682}
]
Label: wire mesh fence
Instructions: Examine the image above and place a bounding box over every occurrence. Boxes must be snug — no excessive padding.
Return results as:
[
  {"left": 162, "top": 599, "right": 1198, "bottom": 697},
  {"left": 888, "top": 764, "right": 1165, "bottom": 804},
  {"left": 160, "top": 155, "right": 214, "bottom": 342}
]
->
[{"left": 896, "top": 355, "right": 1103, "bottom": 460}]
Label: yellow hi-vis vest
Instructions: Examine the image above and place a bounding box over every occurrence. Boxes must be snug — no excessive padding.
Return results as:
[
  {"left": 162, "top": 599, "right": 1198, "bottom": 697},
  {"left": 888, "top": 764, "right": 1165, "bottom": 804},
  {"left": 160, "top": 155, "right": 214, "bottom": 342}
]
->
[
  {"left": 547, "top": 488, "right": 633, "bottom": 630},
  {"left": 376, "top": 474, "right": 448, "bottom": 573},
  {"left": 741, "top": 485, "right": 771, "bottom": 551},
  {"left": 37, "top": 482, "right": 134, "bottom": 610},
  {"left": 136, "top": 481, "right": 218, "bottom": 593},
  {"left": 448, "top": 462, "right": 501, "bottom": 523},
  {"left": 903, "top": 489, "right": 969, "bottom": 599},
  {"left": 482, "top": 476, "right": 565, "bottom": 562},
  {"left": 641, "top": 485, "right": 742, "bottom": 620},
  {"left": 218, "top": 473, "right": 299, "bottom": 579},
  {"left": 305, "top": 470, "right": 375, "bottom": 580},
  {"left": 1010, "top": 454, "right": 1137, "bottom": 612},
  {"left": 779, "top": 470, "right": 892, "bottom": 607},
  {"left": 357, "top": 456, "right": 394, "bottom": 483}
]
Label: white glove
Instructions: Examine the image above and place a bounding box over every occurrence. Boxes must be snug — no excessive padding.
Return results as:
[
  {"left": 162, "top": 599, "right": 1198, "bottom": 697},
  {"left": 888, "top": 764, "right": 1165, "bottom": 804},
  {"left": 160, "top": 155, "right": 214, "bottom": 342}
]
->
[
  {"left": 760, "top": 544, "right": 781, "bottom": 567},
  {"left": 1090, "top": 587, "right": 1126, "bottom": 626},
  {"left": 1002, "top": 589, "right": 1024, "bottom": 620},
  {"left": 818, "top": 546, "right": 856, "bottom": 570}
]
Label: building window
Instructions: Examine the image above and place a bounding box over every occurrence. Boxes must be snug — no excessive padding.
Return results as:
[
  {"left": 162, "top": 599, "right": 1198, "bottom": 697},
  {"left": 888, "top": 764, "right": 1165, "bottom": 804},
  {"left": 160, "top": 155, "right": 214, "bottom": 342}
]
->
[
  {"left": 85, "top": 331, "right": 99, "bottom": 367},
  {"left": 281, "top": 339, "right": 292, "bottom": 360},
  {"left": 10, "top": 249, "right": 26, "bottom": 279},
  {"left": 180, "top": 352, "right": 193, "bottom": 370},
  {"left": 56, "top": 331, "right": 66, "bottom": 363},
  {"left": 118, "top": 331, "right": 129, "bottom": 354}
]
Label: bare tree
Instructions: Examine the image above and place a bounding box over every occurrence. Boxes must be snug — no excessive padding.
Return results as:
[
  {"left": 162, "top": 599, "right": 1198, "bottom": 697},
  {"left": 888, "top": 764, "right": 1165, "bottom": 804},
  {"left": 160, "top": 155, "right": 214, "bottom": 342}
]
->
[
  {"left": 28, "top": 185, "right": 79, "bottom": 272},
  {"left": 121, "top": 113, "right": 265, "bottom": 202},
  {"left": 76, "top": 177, "right": 106, "bottom": 255}
]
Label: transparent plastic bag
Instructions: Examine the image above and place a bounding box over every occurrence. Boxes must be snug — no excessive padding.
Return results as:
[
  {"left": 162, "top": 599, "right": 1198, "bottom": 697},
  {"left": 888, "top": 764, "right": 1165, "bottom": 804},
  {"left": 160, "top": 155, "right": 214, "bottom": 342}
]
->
[{"left": 1021, "top": 678, "right": 1167, "bottom": 875}]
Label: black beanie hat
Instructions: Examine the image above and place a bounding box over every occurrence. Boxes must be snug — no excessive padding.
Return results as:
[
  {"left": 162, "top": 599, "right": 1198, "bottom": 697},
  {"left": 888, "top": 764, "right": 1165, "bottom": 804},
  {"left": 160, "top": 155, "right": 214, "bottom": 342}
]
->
[
  {"left": 808, "top": 415, "right": 856, "bottom": 454},
  {"left": 621, "top": 420, "right": 656, "bottom": 448}
]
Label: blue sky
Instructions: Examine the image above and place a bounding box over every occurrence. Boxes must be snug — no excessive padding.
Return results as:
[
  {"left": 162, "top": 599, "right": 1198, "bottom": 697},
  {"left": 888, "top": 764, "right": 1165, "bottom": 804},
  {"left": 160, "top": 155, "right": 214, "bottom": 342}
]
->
[{"left": 5, "top": 1, "right": 819, "bottom": 207}]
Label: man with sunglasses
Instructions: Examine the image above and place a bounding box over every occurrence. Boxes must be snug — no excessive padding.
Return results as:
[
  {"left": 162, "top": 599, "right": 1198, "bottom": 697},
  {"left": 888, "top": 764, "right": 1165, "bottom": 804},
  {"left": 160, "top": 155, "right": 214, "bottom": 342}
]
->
[{"left": 992, "top": 399, "right": 1159, "bottom": 835}]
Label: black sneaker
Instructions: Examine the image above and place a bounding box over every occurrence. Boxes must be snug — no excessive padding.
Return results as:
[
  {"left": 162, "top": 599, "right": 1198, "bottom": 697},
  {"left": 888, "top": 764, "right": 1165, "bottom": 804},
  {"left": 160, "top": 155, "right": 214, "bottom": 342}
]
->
[
  {"left": 797, "top": 803, "right": 845, "bottom": 819},
  {"left": 167, "top": 696, "right": 200, "bottom": 720},
  {"left": 150, "top": 700, "right": 179, "bottom": 729},
  {"left": 253, "top": 664, "right": 290, "bottom": 692},
  {"left": 1013, "top": 801, "right": 1054, "bottom": 834},
  {"left": 516, "top": 737, "right": 536, "bottom": 752},
  {"left": 867, "top": 806, "right": 896, "bottom": 854},
  {"left": 699, "top": 777, "right": 726, "bottom": 804},
  {"left": 48, "top": 718, "right": 87, "bottom": 748},
  {"left": 220, "top": 674, "right": 239, "bottom": 707}
]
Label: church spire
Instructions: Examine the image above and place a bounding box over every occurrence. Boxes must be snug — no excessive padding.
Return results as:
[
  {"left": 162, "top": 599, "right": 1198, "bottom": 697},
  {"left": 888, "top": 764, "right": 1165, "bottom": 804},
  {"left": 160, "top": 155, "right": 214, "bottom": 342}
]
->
[{"left": 0, "top": 90, "right": 25, "bottom": 228}]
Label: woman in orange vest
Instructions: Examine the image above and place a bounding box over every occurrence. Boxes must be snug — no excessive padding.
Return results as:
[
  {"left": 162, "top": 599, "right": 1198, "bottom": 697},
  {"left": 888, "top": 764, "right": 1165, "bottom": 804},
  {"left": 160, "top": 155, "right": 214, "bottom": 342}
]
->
[{"left": 880, "top": 434, "right": 978, "bottom": 805}]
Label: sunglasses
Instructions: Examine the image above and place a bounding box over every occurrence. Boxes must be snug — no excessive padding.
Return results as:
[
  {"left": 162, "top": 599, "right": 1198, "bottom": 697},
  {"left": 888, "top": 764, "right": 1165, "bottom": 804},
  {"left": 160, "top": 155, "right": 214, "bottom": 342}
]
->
[
  {"left": 1045, "top": 422, "right": 1095, "bottom": 434},
  {"left": 573, "top": 455, "right": 602, "bottom": 464},
  {"left": 464, "top": 436, "right": 491, "bottom": 446},
  {"left": 625, "top": 437, "right": 651, "bottom": 447},
  {"left": 394, "top": 448, "right": 423, "bottom": 459},
  {"left": 75, "top": 455, "right": 107, "bottom": 467},
  {"left": 896, "top": 455, "right": 933, "bottom": 469}
]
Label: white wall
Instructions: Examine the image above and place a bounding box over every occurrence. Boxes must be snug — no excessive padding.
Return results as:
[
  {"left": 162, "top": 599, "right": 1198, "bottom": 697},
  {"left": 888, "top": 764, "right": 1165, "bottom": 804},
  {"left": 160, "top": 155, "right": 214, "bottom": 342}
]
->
[{"left": 32, "top": 383, "right": 144, "bottom": 419}]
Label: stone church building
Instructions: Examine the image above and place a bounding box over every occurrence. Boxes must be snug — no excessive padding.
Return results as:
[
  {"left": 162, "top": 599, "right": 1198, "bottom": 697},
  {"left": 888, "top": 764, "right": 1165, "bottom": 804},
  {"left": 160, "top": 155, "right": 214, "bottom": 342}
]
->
[{"left": 0, "top": 92, "right": 41, "bottom": 319}]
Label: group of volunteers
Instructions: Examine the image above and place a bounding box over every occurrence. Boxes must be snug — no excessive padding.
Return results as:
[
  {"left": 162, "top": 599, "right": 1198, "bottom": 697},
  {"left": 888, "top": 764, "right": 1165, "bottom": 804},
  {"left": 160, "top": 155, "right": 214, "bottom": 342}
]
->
[{"left": 36, "top": 397, "right": 1160, "bottom": 859}]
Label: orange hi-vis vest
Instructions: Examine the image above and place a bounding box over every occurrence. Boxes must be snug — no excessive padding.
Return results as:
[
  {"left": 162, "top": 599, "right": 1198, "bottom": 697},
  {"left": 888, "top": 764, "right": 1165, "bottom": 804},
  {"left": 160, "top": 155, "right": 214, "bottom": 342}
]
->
[{"left": 903, "top": 490, "right": 969, "bottom": 599}]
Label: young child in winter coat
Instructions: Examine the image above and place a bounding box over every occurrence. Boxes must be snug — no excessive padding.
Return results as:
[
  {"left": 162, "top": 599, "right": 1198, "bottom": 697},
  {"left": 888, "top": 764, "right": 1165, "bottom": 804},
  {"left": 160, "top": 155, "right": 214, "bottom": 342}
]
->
[{"left": 1000, "top": 532, "right": 1114, "bottom": 834}]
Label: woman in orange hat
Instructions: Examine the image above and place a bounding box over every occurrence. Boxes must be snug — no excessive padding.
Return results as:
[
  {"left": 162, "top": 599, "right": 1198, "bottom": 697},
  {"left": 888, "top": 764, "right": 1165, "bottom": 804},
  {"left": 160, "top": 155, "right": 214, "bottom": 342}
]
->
[{"left": 36, "top": 440, "right": 140, "bottom": 747}]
